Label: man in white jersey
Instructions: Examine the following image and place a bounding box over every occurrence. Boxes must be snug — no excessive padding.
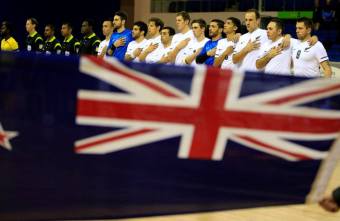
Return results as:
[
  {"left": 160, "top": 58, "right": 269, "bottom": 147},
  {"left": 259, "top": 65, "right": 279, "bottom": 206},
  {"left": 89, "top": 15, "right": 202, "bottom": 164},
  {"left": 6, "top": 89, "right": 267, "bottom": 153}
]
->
[
  {"left": 138, "top": 17, "right": 164, "bottom": 62},
  {"left": 256, "top": 18, "right": 293, "bottom": 75},
  {"left": 214, "top": 17, "right": 241, "bottom": 69},
  {"left": 233, "top": 9, "right": 293, "bottom": 72},
  {"left": 97, "top": 19, "right": 114, "bottom": 58},
  {"left": 125, "top": 21, "right": 149, "bottom": 62},
  {"left": 167, "top": 11, "right": 195, "bottom": 64},
  {"left": 256, "top": 18, "right": 320, "bottom": 75},
  {"left": 292, "top": 17, "right": 332, "bottom": 77},
  {"left": 232, "top": 9, "right": 269, "bottom": 72},
  {"left": 139, "top": 26, "right": 175, "bottom": 64},
  {"left": 146, "top": 17, "right": 163, "bottom": 45},
  {"left": 178, "top": 19, "right": 209, "bottom": 66}
]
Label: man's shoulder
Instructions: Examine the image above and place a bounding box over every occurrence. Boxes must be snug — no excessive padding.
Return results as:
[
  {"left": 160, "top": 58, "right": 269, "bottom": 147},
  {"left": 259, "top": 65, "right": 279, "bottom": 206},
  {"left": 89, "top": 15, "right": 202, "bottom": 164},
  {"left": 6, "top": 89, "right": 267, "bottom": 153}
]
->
[
  {"left": 184, "top": 29, "right": 194, "bottom": 38},
  {"left": 148, "top": 35, "right": 161, "bottom": 44},
  {"left": 194, "top": 37, "right": 209, "bottom": 47},
  {"left": 236, "top": 33, "right": 250, "bottom": 47},
  {"left": 216, "top": 38, "right": 228, "bottom": 47},
  {"left": 313, "top": 41, "right": 325, "bottom": 49},
  {"left": 251, "top": 28, "right": 266, "bottom": 37},
  {"left": 258, "top": 28, "right": 267, "bottom": 34},
  {"left": 33, "top": 33, "right": 43, "bottom": 42},
  {"left": 202, "top": 37, "right": 209, "bottom": 43},
  {"left": 173, "top": 33, "right": 182, "bottom": 39},
  {"left": 51, "top": 38, "right": 61, "bottom": 46},
  {"left": 128, "top": 40, "right": 137, "bottom": 47},
  {"left": 140, "top": 39, "right": 150, "bottom": 46},
  {"left": 292, "top": 39, "right": 303, "bottom": 48},
  {"left": 290, "top": 38, "right": 298, "bottom": 46},
  {"left": 118, "top": 29, "right": 132, "bottom": 38},
  {"left": 204, "top": 39, "right": 213, "bottom": 48},
  {"left": 100, "top": 39, "right": 109, "bottom": 45},
  {"left": 204, "top": 38, "right": 213, "bottom": 44},
  {"left": 123, "top": 29, "right": 132, "bottom": 34},
  {"left": 239, "top": 32, "right": 250, "bottom": 41},
  {"left": 111, "top": 32, "right": 119, "bottom": 37},
  {"left": 263, "top": 39, "right": 275, "bottom": 48},
  {"left": 8, "top": 37, "right": 18, "bottom": 44},
  {"left": 93, "top": 34, "right": 101, "bottom": 41},
  {"left": 33, "top": 32, "right": 43, "bottom": 38},
  {"left": 70, "top": 37, "right": 80, "bottom": 43}
]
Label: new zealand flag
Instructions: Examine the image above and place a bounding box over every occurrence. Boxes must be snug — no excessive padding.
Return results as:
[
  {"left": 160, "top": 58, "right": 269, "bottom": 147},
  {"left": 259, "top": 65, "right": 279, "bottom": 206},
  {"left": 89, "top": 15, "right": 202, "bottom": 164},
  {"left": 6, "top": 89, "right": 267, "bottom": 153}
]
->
[{"left": 0, "top": 52, "right": 339, "bottom": 220}]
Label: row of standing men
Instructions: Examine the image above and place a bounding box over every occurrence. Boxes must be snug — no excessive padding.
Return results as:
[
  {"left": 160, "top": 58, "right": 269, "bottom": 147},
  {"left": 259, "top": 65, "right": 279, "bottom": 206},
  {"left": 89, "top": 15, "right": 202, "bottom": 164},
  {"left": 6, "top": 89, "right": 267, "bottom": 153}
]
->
[
  {"left": 0, "top": 9, "right": 333, "bottom": 77},
  {"left": 1, "top": 18, "right": 101, "bottom": 56},
  {"left": 102, "top": 10, "right": 332, "bottom": 77}
]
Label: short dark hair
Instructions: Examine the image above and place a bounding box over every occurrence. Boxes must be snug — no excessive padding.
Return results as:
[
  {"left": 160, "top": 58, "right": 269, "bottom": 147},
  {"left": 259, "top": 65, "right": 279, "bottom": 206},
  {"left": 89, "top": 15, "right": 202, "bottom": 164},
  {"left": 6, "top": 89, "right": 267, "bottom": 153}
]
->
[
  {"left": 269, "top": 17, "right": 284, "bottom": 33},
  {"left": 103, "top": 18, "right": 114, "bottom": 27},
  {"left": 297, "top": 17, "right": 313, "bottom": 30},
  {"left": 176, "top": 11, "right": 191, "bottom": 23},
  {"left": 246, "top": 9, "right": 261, "bottom": 20},
  {"left": 161, "top": 26, "right": 175, "bottom": 36},
  {"left": 133, "top": 21, "right": 148, "bottom": 36},
  {"left": 227, "top": 17, "right": 241, "bottom": 33},
  {"left": 45, "top": 24, "right": 55, "bottom": 32},
  {"left": 27, "top": 17, "right": 39, "bottom": 26},
  {"left": 83, "top": 18, "right": 95, "bottom": 28},
  {"left": 148, "top": 17, "right": 164, "bottom": 30},
  {"left": 115, "top": 11, "right": 128, "bottom": 22},
  {"left": 191, "top": 19, "right": 206, "bottom": 29},
  {"left": 62, "top": 22, "right": 73, "bottom": 29},
  {"left": 211, "top": 19, "right": 224, "bottom": 29},
  {"left": 2, "top": 21, "right": 13, "bottom": 33}
]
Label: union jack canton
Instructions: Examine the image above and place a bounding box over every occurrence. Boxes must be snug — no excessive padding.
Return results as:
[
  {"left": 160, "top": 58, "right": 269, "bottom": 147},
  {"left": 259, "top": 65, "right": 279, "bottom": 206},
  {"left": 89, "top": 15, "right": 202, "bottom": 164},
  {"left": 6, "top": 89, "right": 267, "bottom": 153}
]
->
[{"left": 75, "top": 56, "right": 340, "bottom": 161}]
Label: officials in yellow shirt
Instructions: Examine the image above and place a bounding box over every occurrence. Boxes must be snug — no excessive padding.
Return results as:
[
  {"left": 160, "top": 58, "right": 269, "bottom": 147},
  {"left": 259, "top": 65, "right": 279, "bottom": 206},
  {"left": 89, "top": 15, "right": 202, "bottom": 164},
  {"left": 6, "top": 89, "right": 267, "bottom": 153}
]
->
[{"left": 1, "top": 21, "right": 19, "bottom": 51}]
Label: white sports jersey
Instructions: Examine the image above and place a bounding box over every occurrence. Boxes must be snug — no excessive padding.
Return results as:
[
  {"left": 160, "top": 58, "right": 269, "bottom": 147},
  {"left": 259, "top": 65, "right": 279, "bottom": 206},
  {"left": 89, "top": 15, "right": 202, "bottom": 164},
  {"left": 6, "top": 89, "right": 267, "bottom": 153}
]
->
[
  {"left": 215, "top": 38, "right": 235, "bottom": 70},
  {"left": 234, "top": 28, "right": 268, "bottom": 72},
  {"left": 292, "top": 40, "right": 329, "bottom": 77},
  {"left": 180, "top": 37, "right": 209, "bottom": 66},
  {"left": 147, "top": 35, "right": 161, "bottom": 45},
  {"left": 145, "top": 43, "right": 173, "bottom": 63},
  {"left": 171, "top": 30, "right": 195, "bottom": 65},
  {"left": 257, "top": 37, "right": 297, "bottom": 75},
  {"left": 126, "top": 38, "right": 149, "bottom": 62},
  {"left": 144, "top": 35, "right": 161, "bottom": 63},
  {"left": 97, "top": 39, "right": 110, "bottom": 56}
]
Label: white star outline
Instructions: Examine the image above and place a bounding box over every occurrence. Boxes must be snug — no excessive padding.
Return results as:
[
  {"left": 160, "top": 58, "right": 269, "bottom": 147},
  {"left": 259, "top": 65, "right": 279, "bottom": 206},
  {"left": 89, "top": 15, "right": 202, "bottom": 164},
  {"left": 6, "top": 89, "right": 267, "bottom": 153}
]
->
[{"left": 0, "top": 123, "right": 19, "bottom": 151}]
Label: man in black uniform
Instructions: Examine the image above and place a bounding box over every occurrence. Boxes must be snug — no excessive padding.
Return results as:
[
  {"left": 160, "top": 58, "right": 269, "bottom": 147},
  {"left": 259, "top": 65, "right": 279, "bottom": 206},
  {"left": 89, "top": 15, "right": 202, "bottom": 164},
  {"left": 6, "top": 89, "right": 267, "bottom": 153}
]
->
[
  {"left": 25, "top": 17, "right": 44, "bottom": 53},
  {"left": 79, "top": 19, "right": 101, "bottom": 55},
  {"left": 60, "top": 22, "right": 80, "bottom": 56},
  {"left": 43, "top": 24, "right": 61, "bottom": 55}
]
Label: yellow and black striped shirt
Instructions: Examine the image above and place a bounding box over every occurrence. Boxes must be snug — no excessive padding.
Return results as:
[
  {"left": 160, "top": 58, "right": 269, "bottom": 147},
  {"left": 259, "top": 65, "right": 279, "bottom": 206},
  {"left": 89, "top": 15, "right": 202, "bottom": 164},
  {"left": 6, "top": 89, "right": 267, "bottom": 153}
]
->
[
  {"left": 79, "top": 33, "right": 101, "bottom": 55},
  {"left": 26, "top": 32, "right": 44, "bottom": 52},
  {"left": 61, "top": 35, "right": 80, "bottom": 56},
  {"left": 43, "top": 36, "right": 62, "bottom": 55}
]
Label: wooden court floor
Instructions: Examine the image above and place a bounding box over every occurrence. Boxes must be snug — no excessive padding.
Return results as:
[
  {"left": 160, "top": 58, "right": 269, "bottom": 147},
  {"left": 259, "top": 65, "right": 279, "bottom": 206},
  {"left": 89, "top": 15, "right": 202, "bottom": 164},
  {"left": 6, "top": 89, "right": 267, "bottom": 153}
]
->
[{"left": 92, "top": 160, "right": 340, "bottom": 221}]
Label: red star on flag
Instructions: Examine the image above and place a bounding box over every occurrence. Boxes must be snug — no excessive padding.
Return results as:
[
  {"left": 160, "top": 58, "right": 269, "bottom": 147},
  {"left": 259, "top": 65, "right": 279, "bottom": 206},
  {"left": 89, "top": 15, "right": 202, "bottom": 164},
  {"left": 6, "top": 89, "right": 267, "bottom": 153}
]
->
[{"left": 0, "top": 123, "right": 18, "bottom": 151}]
